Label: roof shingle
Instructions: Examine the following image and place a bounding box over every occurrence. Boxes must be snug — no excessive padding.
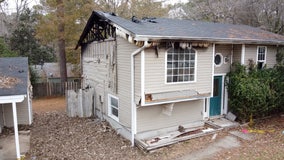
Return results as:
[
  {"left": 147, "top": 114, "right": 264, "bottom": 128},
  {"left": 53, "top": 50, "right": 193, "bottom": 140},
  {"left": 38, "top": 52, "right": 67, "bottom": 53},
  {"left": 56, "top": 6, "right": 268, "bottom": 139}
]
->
[
  {"left": 0, "top": 57, "right": 28, "bottom": 96},
  {"left": 97, "top": 11, "right": 284, "bottom": 44}
]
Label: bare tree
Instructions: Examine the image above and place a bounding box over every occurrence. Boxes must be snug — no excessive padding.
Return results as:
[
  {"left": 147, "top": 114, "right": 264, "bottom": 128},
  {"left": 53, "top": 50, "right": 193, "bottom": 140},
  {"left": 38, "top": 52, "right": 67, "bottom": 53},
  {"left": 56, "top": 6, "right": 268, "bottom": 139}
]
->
[
  {"left": 95, "top": 0, "right": 168, "bottom": 19},
  {"left": 172, "top": 0, "right": 284, "bottom": 34}
]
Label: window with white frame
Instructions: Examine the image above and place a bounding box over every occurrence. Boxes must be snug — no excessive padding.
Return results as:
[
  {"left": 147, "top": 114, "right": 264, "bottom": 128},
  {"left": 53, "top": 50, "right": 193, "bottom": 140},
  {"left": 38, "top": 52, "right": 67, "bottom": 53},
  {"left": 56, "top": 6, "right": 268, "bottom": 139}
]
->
[
  {"left": 257, "top": 46, "right": 267, "bottom": 69},
  {"left": 166, "top": 48, "right": 196, "bottom": 83},
  {"left": 108, "top": 94, "right": 119, "bottom": 121}
]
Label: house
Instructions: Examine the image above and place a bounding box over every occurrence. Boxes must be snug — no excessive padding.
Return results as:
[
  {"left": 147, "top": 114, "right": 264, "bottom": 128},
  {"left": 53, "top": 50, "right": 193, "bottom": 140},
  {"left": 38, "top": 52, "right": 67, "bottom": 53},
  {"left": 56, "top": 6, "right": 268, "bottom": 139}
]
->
[
  {"left": 76, "top": 11, "right": 284, "bottom": 147},
  {"left": 31, "top": 62, "right": 80, "bottom": 83},
  {"left": 0, "top": 57, "right": 32, "bottom": 159}
]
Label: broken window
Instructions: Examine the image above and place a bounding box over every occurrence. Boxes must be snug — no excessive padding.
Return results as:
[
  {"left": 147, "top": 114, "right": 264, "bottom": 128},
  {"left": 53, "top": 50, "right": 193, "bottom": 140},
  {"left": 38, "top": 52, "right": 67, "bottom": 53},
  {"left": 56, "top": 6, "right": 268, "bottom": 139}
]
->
[
  {"left": 166, "top": 48, "right": 196, "bottom": 83},
  {"left": 257, "top": 46, "right": 266, "bottom": 69}
]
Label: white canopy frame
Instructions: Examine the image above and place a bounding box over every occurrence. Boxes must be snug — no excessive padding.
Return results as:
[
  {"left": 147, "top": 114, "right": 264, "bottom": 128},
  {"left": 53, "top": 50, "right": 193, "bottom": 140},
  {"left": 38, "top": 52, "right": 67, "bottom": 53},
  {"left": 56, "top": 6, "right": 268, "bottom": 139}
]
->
[{"left": 0, "top": 95, "right": 25, "bottom": 160}]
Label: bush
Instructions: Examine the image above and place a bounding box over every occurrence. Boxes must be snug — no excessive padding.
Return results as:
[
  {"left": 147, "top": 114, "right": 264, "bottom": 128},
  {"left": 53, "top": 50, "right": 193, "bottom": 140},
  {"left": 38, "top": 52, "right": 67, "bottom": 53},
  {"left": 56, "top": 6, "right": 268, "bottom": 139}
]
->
[
  {"left": 226, "top": 63, "right": 281, "bottom": 122},
  {"left": 29, "top": 66, "right": 39, "bottom": 86}
]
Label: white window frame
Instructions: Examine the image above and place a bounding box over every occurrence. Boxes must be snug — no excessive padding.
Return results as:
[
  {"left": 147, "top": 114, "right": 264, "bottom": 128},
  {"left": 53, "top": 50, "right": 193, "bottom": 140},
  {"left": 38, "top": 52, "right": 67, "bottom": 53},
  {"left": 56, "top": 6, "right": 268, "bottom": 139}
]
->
[
  {"left": 256, "top": 46, "right": 267, "bottom": 68},
  {"left": 108, "top": 94, "right": 119, "bottom": 122},
  {"left": 214, "top": 53, "right": 223, "bottom": 67},
  {"left": 165, "top": 47, "right": 197, "bottom": 84}
]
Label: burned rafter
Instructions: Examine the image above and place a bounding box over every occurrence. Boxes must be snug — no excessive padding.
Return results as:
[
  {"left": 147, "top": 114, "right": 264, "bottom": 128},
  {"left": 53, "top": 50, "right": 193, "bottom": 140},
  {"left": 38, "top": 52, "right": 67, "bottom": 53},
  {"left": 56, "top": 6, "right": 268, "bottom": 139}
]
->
[
  {"left": 76, "top": 11, "right": 117, "bottom": 49},
  {"left": 81, "top": 19, "right": 116, "bottom": 44}
]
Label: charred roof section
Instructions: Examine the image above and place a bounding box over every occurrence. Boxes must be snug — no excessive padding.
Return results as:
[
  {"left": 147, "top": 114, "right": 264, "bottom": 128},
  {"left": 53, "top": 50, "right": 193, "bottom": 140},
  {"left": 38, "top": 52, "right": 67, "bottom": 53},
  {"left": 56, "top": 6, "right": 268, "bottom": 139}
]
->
[
  {"left": 76, "top": 11, "right": 116, "bottom": 49},
  {"left": 77, "top": 10, "right": 284, "bottom": 49}
]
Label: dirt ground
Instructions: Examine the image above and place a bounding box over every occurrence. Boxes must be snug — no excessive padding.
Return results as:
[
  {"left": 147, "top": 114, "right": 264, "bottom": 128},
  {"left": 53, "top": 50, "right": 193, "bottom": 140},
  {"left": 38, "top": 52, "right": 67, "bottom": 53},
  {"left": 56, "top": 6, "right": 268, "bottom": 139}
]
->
[
  {"left": 32, "top": 96, "right": 66, "bottom": 113},
  {"left": 26, "top": 97, "right": 284, "bottom": 160}
]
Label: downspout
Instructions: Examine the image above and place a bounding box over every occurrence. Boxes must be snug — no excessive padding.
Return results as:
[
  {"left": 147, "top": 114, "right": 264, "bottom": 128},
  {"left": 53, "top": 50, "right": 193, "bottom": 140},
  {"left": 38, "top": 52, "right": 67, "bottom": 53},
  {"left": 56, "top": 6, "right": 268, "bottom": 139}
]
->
[
  {"left": 241, "top": 44, "right": 245, "bottom": 65},
  {"left": 27, "top": 87, "right": 32, "bottom": 124},
  {"left": 131, "top": 41, "right": 151, "bottom": 146},
  {"left": 211, "top": 43, "right": 216, "bottom": 97}
]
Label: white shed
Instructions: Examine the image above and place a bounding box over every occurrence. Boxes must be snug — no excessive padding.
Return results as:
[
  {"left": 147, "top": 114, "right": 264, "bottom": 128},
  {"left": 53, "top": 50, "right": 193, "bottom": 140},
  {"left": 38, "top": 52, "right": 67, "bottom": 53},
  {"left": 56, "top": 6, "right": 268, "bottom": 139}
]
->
[{"left": 0, "top": 57, "right": 32, "bottom": 160}]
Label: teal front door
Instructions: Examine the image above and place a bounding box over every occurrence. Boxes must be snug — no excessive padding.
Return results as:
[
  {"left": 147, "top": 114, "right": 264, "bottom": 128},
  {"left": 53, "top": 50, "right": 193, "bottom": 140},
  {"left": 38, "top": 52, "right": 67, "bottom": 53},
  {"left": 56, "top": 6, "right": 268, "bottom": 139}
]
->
[{"left": 210, "top": 76, "right": 222, "bottom": 116}]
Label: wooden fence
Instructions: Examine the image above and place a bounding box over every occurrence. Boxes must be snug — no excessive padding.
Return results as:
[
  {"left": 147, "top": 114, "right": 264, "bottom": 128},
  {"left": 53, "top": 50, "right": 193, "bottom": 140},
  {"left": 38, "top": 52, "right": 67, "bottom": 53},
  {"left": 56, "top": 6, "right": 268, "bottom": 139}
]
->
[{"left": 33, "top": 82, "right": 81, "bottom": 98}]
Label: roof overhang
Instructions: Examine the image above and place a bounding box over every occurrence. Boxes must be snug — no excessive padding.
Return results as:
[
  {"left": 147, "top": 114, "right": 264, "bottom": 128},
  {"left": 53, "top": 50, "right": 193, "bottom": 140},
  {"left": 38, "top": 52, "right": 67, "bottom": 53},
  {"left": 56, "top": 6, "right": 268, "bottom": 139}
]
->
[
  {"left": 0, "top": 95, "right": 26, "bottom": 104},
  {"left": 133, "top": 35, "right": 284, "bottom": 45}
]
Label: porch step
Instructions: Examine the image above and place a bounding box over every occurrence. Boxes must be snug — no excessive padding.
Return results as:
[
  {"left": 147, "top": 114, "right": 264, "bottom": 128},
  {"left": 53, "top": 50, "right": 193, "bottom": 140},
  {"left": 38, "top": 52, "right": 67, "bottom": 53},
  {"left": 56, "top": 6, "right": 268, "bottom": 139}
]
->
[{"left": 206, "top": 118, "right": 239, "bottom": 129}]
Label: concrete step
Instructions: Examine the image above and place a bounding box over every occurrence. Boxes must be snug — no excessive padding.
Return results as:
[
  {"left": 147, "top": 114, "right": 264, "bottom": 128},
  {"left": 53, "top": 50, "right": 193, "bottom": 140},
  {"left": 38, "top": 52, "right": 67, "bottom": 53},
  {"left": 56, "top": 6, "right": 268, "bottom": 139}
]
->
[{"left": 229, "top": 130, "right": 254, "bottom": 141}]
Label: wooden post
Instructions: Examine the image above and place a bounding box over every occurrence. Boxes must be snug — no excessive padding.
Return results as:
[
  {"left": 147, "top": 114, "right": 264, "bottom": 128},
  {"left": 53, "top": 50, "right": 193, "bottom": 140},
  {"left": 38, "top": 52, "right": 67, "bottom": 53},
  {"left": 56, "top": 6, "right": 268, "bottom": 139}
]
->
[{"left": 12, "top": 102, "right": 21, "bottom": 160}]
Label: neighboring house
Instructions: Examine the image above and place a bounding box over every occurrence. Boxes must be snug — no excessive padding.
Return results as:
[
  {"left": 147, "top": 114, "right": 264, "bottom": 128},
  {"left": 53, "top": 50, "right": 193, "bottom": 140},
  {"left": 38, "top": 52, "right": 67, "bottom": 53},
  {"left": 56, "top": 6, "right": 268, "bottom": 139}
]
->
[
  {"left": 76, "top": 11, "right": 284, "bottom": 145},
  {"left": 0, "top": 57, "right": 32, "bottom": 159},
  {"left": 31, "top": 63, "right": 80, "bottom": 83}
]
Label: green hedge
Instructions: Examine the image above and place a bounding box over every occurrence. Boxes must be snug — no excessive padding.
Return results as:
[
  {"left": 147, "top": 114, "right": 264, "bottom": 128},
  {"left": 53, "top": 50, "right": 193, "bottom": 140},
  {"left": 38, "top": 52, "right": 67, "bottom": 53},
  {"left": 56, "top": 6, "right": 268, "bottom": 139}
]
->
[{"left": 226, "top": 63, "right": 284, "bottom": 122}]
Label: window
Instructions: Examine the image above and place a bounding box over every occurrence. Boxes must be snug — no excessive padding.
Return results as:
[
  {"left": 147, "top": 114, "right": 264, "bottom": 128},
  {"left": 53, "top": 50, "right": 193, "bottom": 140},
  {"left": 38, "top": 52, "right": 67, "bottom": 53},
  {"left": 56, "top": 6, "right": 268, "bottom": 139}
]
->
[
  {"left": 257, "top": 46, "right": 266, "bottom": 69},
  {"left": 214, "top": 53, "right": 223, "bottom": 66},
  {"left": 166, "top": 48, "right": 196, "bottom": 83},
  {"left": 108, "top": 94, "right": 119, "bottom": 121}
]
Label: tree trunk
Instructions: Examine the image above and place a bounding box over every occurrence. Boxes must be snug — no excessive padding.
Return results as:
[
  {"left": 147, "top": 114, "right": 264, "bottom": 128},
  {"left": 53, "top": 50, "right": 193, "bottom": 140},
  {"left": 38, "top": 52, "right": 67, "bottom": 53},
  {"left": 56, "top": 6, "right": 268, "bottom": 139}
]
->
[{"left": 57, "top": 0, "right": 67, "bottom": 82}]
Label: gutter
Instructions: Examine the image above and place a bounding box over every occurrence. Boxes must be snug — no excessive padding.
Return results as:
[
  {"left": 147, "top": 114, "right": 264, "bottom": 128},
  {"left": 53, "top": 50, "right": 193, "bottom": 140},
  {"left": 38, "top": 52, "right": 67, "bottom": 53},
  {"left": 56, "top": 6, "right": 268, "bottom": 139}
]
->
[
  {"left": 133, "top": 35, "right": 284, "bottom": 45},
  {"left": 131, "top": 41, "right": 152, "bottom": 146}
]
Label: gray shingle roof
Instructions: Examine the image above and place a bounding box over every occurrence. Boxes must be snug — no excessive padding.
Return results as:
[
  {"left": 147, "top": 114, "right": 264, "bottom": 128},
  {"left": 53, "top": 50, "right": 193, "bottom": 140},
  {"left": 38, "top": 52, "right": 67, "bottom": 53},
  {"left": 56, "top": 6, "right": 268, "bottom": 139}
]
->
[
  {"left": 0, "top": 57, "right": 28, "bottom": 96},
  {"left": 94, "top": 11, "right": 284, "bottom": 44}
]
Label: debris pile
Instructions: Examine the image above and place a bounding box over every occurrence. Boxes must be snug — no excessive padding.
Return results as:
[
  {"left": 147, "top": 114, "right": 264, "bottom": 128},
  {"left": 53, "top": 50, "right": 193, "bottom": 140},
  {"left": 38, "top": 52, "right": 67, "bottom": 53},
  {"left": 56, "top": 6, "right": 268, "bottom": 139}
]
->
[{"left": 0, "top": 75, "right": 21, "bottom": 88}]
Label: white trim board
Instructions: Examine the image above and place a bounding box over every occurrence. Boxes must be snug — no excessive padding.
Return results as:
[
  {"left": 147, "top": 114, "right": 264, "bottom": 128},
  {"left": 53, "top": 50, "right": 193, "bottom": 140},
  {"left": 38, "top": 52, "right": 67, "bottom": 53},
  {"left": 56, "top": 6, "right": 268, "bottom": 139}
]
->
[{"left": 0, "top": 95, "right": 26, "bottom": 104}]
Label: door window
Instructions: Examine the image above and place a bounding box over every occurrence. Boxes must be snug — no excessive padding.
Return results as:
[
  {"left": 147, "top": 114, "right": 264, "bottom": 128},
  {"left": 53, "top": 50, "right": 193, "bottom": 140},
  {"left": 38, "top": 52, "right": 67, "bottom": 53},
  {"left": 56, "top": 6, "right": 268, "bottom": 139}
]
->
[{"left": 213, "top": 78, "right": 220, "bottom": 96}]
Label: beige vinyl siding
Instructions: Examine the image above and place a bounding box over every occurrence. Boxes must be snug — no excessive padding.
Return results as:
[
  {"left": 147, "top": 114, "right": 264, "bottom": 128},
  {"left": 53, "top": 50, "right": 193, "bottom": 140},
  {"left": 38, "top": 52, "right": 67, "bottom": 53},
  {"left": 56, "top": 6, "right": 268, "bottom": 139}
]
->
[
  {"left": 134, "top": 51, "right": 141, "bottom": 104},
  {"left": 116, "top": 37, "right": 139, "bottom": 128},
  {"left": 266, "top": 46, "right": 277, "bottom": 68},
  {"left": 232, "top": 44, "right": 242, "bottom": 63},
  {"left": 244, "top": 45, "right": 256, "bottom": 66},
  {"left": 83, "top": 60, "right": 108, "bottom": 115},
  {"left": 137, "top": 99, "right": 204, "bottom": 132},
  {"left": 0, "top": 106, "right": 4, "bottom": 131},
  {"left": 144, "top": 46, "right": 213, "bottom": 94},
  {"left": 2, "top": 97, "right": 29, "bottom": 127},
  {"left": 231, "top": 44, "right": 277, "bottom": 68},
  {"left": 215, "top": 44, "right": 232, "bottom": 74},
  {"left": 82, "top": 40, "right": 114, "bottom": 120},
  {"left": 244, "top": 45, "right": 277, "bottom": 68},
  {"left": 82, "top": 37, "right": 139, "bottom": 128}
]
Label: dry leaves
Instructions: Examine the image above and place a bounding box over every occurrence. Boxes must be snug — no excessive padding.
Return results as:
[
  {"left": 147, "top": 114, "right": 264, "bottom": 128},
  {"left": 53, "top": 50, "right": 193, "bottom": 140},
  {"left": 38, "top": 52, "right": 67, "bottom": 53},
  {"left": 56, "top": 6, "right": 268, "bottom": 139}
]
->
[
  {"left": 26, "top": 111, "right": 216, "bottom": 160},
  {"left": 0, "top": 75, "right": 21, "bottom": 88},
  {"left": 26, "top": 98, "right": 284, "bottom": 160},
  {"left": 212, "top": 116, "right": 284, "bottom": 160}
]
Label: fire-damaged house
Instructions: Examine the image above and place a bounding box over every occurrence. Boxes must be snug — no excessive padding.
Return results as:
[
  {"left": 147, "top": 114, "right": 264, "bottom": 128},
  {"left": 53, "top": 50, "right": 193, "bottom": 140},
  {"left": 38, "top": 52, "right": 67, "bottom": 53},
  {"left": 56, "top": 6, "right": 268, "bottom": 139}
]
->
[{"left": 76, "top": 11, "right": 284, "bottom": 150}]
